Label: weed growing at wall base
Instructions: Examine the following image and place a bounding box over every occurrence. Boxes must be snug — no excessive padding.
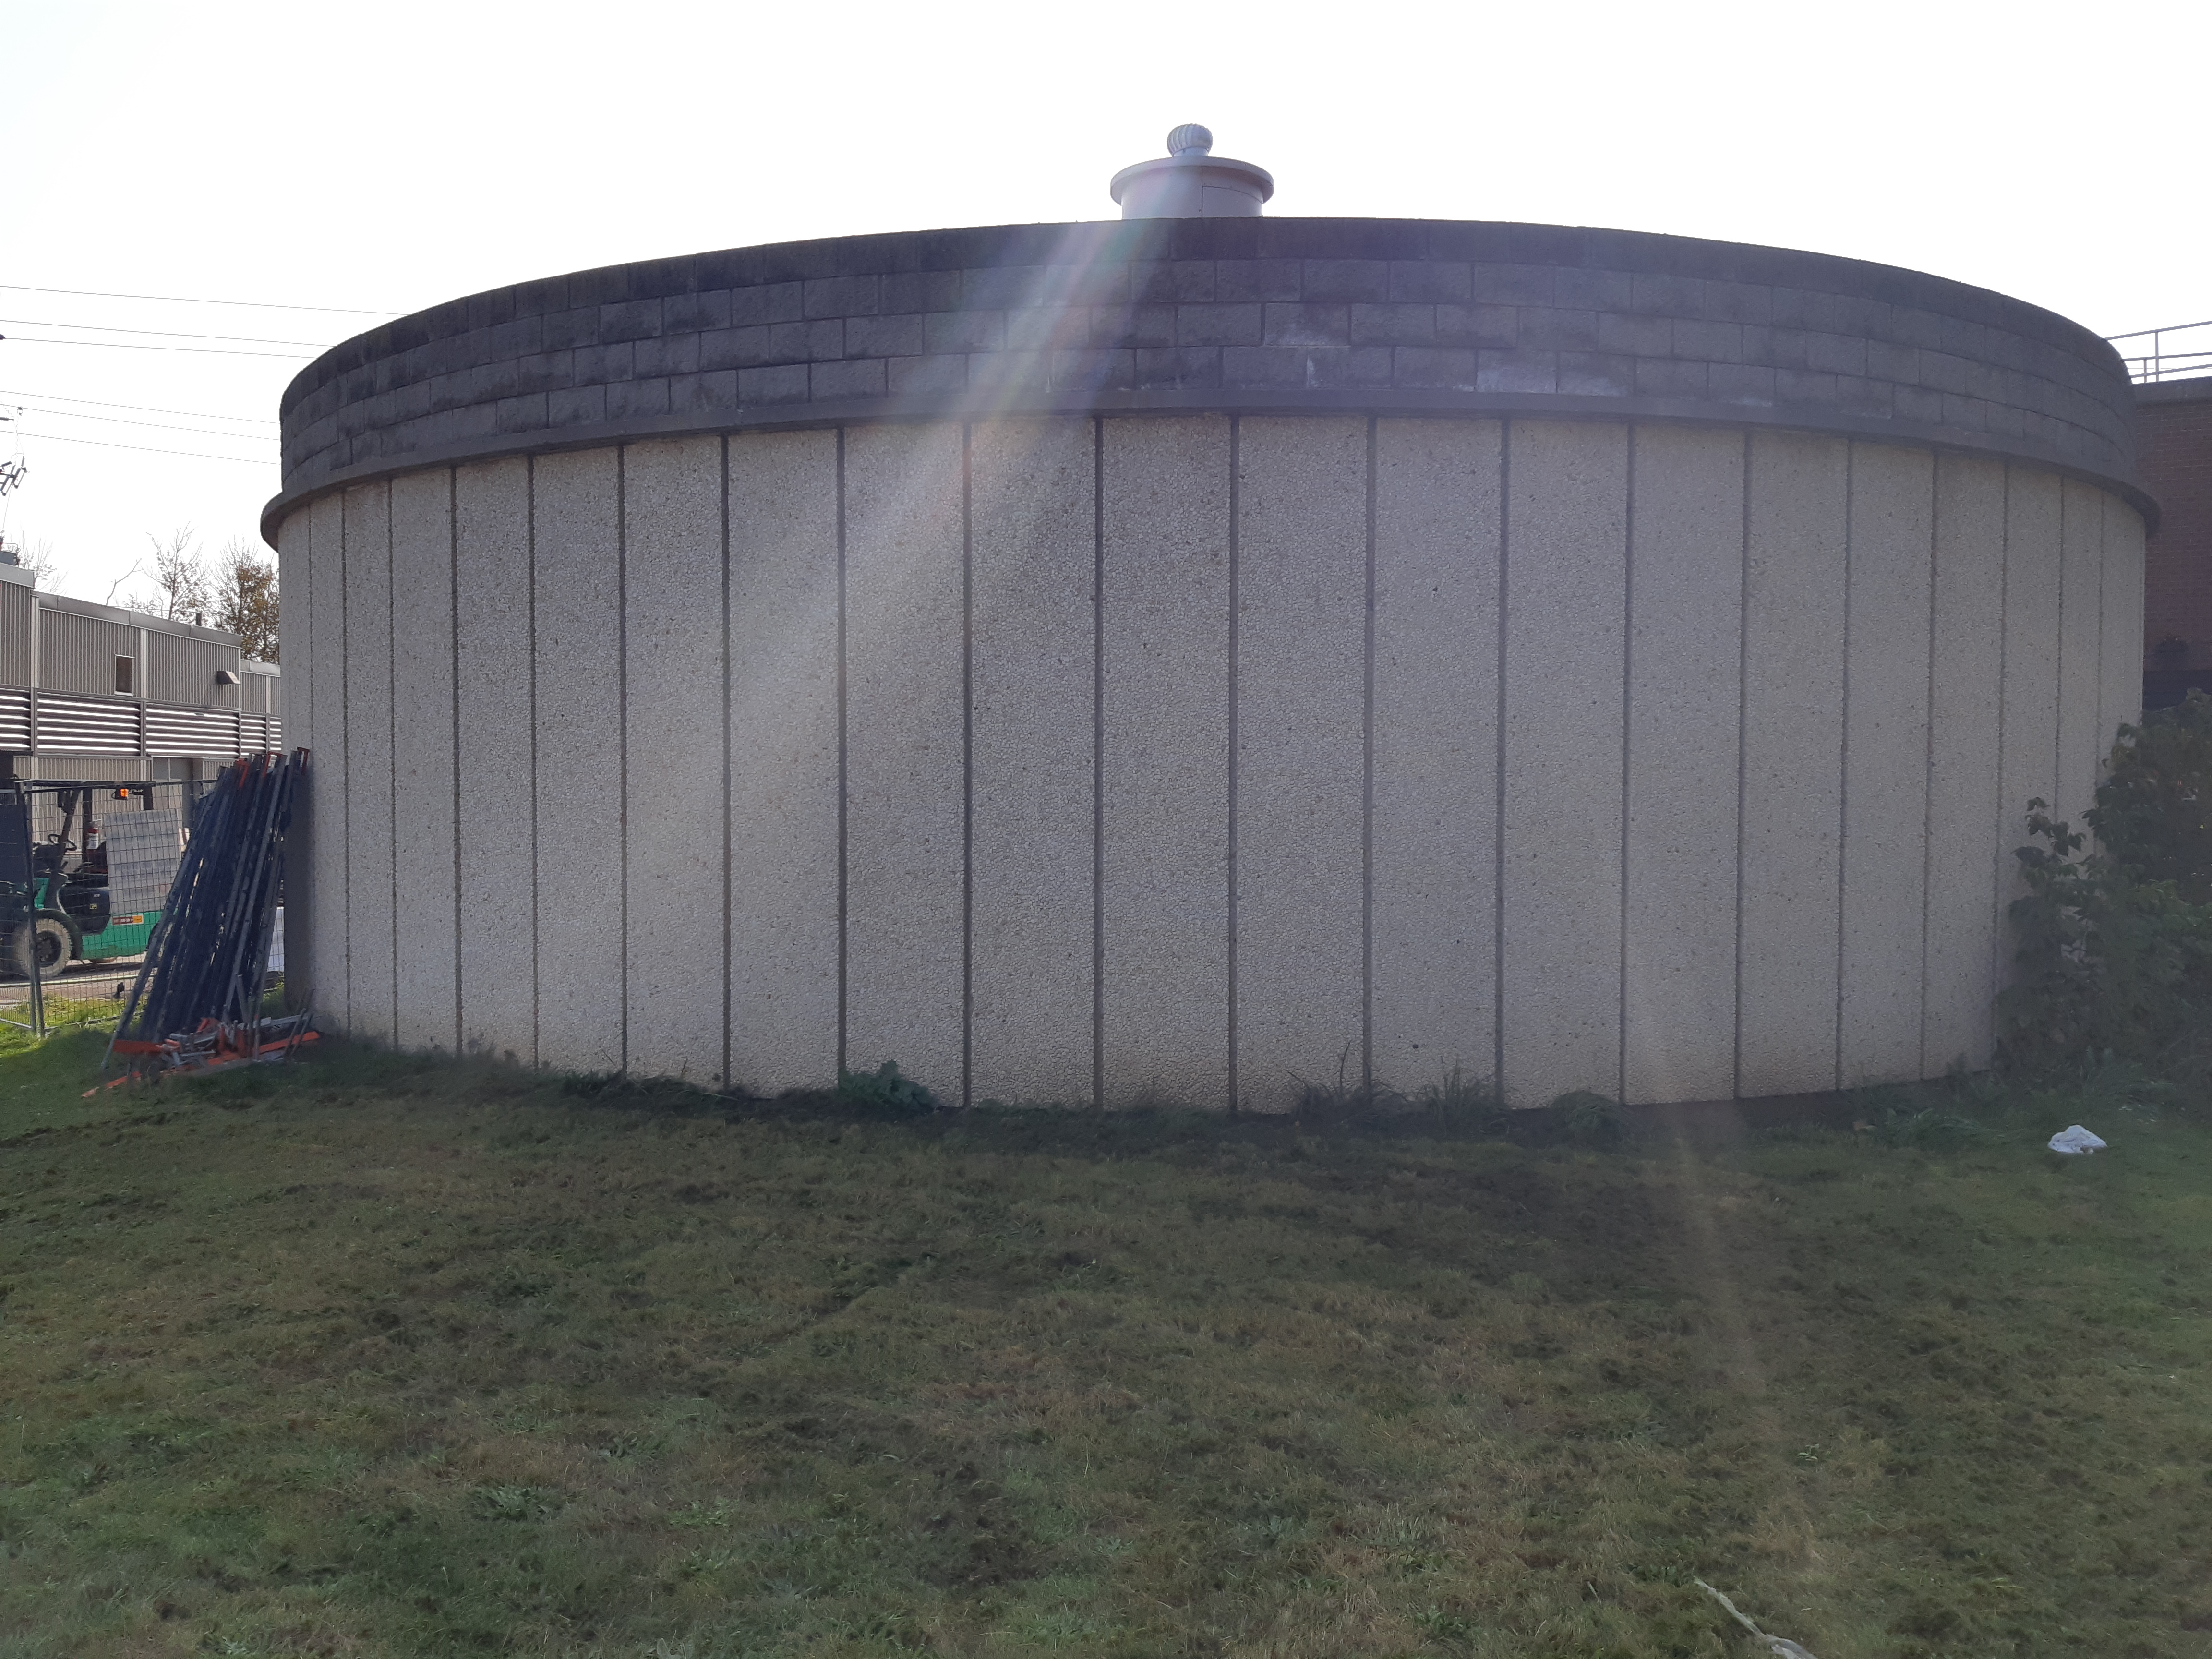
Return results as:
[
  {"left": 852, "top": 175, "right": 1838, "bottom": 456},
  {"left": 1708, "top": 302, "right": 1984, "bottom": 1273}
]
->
[{"left": 1, "top": 1037, "right": 2208, "bottom": 1656}]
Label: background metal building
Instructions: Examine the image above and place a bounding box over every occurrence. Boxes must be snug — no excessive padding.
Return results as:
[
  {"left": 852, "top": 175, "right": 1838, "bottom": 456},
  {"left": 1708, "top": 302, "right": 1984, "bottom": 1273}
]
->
[{"left": 0, "top": 561, "right": 282, "bottom": 781}]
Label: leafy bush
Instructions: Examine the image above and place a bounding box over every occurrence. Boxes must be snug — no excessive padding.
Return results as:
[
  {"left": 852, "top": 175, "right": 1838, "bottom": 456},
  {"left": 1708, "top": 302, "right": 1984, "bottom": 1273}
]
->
[
  {"left": 2085, "top": 689, "right": 2212, "bottom": 902},
  {"left": 2001, "top": 693, "right": 2212, "bottom": 1077},
  {"left": 834, "top": 1059, "right": 938, "bottom": 1117},
  {"left": 1999, "top": 804, "right": 2212, "bottom": 1069}
]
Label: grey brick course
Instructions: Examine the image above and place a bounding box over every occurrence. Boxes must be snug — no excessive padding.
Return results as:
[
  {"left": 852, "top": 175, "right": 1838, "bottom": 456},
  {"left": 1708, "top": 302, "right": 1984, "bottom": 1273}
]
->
[{"left": 270, "top": 216, "right": 2141, "bottom": 519}]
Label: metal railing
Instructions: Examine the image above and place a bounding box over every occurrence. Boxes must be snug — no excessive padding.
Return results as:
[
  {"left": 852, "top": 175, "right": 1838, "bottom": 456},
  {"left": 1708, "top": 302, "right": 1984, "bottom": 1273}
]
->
[{"left": 2106, "top": 318, "right": 2212, "bottom": 384}]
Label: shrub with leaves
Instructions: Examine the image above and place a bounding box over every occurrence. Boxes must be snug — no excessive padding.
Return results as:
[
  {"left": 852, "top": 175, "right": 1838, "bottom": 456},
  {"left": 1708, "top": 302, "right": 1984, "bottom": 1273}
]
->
[
  {"left": 1999, "top": 805, "right": 2212, "bottom": 1079},
  {"left": 834, "top": 1059, "right": 938, "bottom": 1117},
  {"left": 2088, "top": 688, "right": 2212, "bottom": 902}
]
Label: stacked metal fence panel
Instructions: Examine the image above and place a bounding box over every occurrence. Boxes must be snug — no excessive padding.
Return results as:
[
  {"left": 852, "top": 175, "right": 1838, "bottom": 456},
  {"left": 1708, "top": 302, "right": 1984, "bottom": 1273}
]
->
[{"left": 114, "top": 752, "right": 300, "bottom": 1046}]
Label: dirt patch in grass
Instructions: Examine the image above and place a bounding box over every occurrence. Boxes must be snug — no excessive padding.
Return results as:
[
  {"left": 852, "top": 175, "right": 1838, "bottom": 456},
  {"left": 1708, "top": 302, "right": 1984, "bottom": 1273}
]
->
[{"left": 1, "top": 1039, "right": 2208, "bottom": 1656}]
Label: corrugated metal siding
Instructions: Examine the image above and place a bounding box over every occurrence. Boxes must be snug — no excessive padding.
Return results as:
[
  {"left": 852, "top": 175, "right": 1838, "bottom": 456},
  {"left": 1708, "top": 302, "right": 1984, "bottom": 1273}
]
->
[
  {"left": 240, "top": 671, "right": 267, "bottom": 715},
  {"left": 145, "top": 628, "right": 240, "bottom": 708},
  {"left": 37, "top": 608, "right": 140, "bottom": 696},
  {"left": 27, "top": 752, "right": 147, "bottom": 781},
  {"left": 0, "top": 687, "right": 29, "bottom": 750},
  {"left": 36, "top": 692, "right": 141, "bottom": 754},
  {"left": 145, "top": 704, "right": 240, "bottom": 756},
  {"left": 0, "top": 585, "right": 32, "bottom": 687},
  {"left": 246, "top": 671, "right": 282, "bottom": 719}
]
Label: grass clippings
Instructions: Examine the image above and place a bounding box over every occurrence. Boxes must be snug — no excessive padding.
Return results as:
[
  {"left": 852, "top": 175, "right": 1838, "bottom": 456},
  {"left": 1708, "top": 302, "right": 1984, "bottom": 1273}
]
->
[{"left": 0, "top": 1034, "right": 2208, "bottom": 1656}]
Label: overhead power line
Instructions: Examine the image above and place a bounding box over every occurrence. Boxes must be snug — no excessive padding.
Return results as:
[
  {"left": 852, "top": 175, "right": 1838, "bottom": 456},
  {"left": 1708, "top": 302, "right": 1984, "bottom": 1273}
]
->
[
  {"left": 16, "top": 428, "right": 277, "bottom": 466},
  {"left": 0, "top": 335, "right": 319, "bottom": 361},
  {"left": 0, "top": 281, "right": 395, "bottom": 316},
  {"left": 8, "top": 402, "right": 279, "bottom": 441},
  {"left": 0, "top": 388, "right": 277, "bottom": 426},
  {"left": 0, "top": 316, "right": 333, "bottom": 348}
]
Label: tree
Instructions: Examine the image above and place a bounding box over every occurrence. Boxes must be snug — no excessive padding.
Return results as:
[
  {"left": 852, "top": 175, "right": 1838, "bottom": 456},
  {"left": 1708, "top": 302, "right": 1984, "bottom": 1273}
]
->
[
  {"left": 213, "top": 538, "right": 280, "bottom": 661},
  {"left": 16, "top": 538, "right": 61, "bottom": 592},
  {"left": 136, "top": 526, "right": 214, "bottom": 624}
]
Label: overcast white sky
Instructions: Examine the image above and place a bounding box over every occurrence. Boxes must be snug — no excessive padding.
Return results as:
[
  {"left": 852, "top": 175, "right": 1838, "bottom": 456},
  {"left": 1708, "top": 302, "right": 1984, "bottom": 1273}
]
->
[{"left": 1, "top": 0, "right": 2205, "bottom": 609}]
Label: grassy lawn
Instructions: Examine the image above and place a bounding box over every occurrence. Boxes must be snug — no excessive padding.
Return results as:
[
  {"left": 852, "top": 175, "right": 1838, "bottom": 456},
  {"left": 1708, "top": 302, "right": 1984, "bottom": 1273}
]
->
[{"left": 0, "top": 1039, "right": 2208, "bottom": 1657}]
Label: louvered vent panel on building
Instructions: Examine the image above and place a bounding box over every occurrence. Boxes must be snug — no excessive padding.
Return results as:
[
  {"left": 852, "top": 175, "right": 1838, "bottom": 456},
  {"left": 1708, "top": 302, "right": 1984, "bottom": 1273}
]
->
[
  {"left": 266, "top": 716, "right": 283, "bottom": 749},
  {"left": 145, "top": 703, "right": 240, "bottom": 757},
  {"left": 37, "top": 692, "right": 141, "bottom": 755},
  {"left": 145, "top": 629, "right": 240, "bottom": 708},
  {"left": 37, "top": 607, "right": 141, "bottom": 696},
  {"left": 0, "top": 688, "right": 30, "bottom": 751},
  {"left": 0, "top": 586, "right": 32, "bottom": 687}
]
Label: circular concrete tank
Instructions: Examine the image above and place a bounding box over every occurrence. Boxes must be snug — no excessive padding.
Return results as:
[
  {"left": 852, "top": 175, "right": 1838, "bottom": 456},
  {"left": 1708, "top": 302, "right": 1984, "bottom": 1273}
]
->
[{"left": 266, "top": 201, "right": 2149, "bottom": 1109}]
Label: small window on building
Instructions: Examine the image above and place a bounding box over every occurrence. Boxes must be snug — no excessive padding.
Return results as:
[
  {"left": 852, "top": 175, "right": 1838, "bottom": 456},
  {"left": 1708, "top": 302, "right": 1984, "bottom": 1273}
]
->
[{"left": 114, "top": 655, "right": 134, "bottom": 695}]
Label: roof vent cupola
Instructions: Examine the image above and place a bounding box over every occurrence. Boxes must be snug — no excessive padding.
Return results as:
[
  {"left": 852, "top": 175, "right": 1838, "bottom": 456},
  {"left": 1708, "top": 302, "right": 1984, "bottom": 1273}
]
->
[{"left": 1110, "top": 125, "right": 1273, "bottom": 219}]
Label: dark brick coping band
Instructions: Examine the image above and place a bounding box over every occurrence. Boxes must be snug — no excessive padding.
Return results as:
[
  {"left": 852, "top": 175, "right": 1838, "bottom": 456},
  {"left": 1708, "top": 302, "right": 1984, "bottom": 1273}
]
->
[
  {"left": 2139, "top": 376, "right": 2212, "bottom": 407},
  {"left": 265, "top": 217, "right": 2145, "bottom": 539}
]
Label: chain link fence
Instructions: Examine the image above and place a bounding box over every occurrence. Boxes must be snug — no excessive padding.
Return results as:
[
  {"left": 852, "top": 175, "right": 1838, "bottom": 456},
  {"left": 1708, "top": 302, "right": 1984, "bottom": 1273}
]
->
[{"left": 0, "top": 776, "right": 281, "bottom": 1037}]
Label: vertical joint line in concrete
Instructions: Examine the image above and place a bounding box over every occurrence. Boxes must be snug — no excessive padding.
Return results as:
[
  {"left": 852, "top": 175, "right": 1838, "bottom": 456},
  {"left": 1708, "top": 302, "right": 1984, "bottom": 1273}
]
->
[
  {"left": 1493, "top": 420, "right": 1511, "bottom": 1100},
  {"left": 1835, "top": 442, "right": 1855, "bottom": 1091},
  {"left": 835, "top": 428, "right": 849, "bottom": 1080},
  {"left": 1361, "top": 414, "right": 1377, "bottom": 1094},
  {"left": 1732, "top": 432, "right": 1752, "bottom": 1100},
  {"left": 2054, "top": 484, "right": 2067, "bottom": 808},
  {"left": 1091, "top": 415, "right": 1106, "bottom": 1112},
  {"left": 2093, "top": 493, "right": 2107, "bottom": 788},
  {"left": 721, "top": 435, "right": 734, "bottom": 1091},
  {"left": 961, "top": 422, "right": 974, "bottom": 1112},
  {"left": 1618, "top": 426, "right": 1635, "bottom": 1106},
  {"left": 1920, "top": 458, "right": 1940, "bottom": 1075},
  {"left": 616, "top": 446, "right": 630, "bottom": 1075},
  {"left": 1226, "top": 414, "right": 1241, "bottom": 1115},
  {"left": 447, "top": 468, "right": 462, "bottom": 1056},
  {"left": 338, "top": 489, "right": 352, "bottom": 1037},
  {"left": 1992, "top": 465, "right": 2011, "bottom": 1046},
  {"left": 385, "top": 481, "right": 398, "bottom": 1048},
  {"left": 527, "top": 455, "right": 541, "bottom": 1068}
]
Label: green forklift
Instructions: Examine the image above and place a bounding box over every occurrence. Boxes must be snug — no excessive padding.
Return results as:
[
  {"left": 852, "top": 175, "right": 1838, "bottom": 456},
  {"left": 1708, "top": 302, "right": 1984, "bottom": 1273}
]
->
[{"left": 4, "top": 785, "right": 165, "bottom": 979}]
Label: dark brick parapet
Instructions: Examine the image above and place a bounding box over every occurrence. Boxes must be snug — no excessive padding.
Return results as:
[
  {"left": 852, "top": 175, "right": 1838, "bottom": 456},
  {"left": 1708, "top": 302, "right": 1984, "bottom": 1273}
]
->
[{"left": 267, "top": 217, "right": 2143, "bottom": 536}]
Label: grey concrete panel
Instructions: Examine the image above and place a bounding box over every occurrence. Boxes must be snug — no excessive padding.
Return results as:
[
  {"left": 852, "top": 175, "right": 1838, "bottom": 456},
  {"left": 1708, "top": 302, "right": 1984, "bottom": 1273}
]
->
[
  {"left": 728, "top": 430, "right": 841, "bottom": 1093},
  {"left": 531, "top": 448, "right": 625, "bottom": 1074},
  {"left": 1500, "top": 420, "right": 1628, "bottom": 1106},
  {"left": 305, "top": 492, "right": 348, "bottom": 1026},
  {"left": 2100, "top": 501, "right": 2144, "bottom": 756},
  {"left": 1738, "top": 432, "right": 1848, "bottom": 1097},
  {"left": 968, "top": 419, "right": 1095, "bottom": 1105},
  {"left": 1370, "top": 418, "right": 1500, "bottom": 1095},
  {"left": 453, "top": 457, "right": 537, "bottom": 1063},
  {"left": 1923, "top": 455, "right": 2006, "bottom": 1074},
  {"left": 276, "top": 509, "right": 313, "bottom": 1010},
  {"left": 1100, "top": 415, "right": 1232, "bottom": 1108},
  {"left": 1234, "top": 416, "right": 1367, "bottom": 1111},
  {"left": 387, "top": 469, "right": 457, "bottom": 1053},
  {"left": 622, "top": 437, "right": 727, "bottom": 1083},
  {"left": 1839, "top": 443, "right": 1933, "bottom": 1087},
  {"left": 1998, "top": 469, "right": 2063, "bottom": 913},
  {"left": 1623, "top": 425, "right": 1743, "bottom": 1105},
  {"left": 342, "top": 481, "right": 397, "bottom": 1046},
  {"left": 2056, "top": 480, "right": 2106, "bottom": 829},
  {"left": 843, "top": 423, "right": 966, "bottom": 1099}
]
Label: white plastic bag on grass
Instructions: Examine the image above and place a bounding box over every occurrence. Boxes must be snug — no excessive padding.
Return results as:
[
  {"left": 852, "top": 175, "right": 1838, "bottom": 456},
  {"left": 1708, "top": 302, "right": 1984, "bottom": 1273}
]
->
[{"left": 2048, "top": 1124, "right": 2107, "bottom": 1155}]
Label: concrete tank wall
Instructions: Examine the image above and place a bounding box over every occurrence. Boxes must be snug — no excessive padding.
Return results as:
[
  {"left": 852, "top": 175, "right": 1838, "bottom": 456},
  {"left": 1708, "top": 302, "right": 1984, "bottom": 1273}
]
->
[{"left": 273, "top": 411, "right": 2145, "bottom": 1108}]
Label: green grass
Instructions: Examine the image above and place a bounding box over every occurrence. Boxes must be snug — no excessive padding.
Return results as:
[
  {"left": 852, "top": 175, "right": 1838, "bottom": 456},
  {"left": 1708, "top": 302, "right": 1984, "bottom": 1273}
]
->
[{"left": 0, "top": 1039, "right": 2208, "bottom": 1657}]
